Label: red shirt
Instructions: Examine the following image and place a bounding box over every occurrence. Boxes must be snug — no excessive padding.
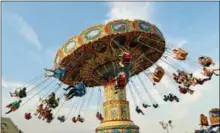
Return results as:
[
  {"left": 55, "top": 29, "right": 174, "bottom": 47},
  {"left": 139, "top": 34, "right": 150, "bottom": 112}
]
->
[
  {"left": 179, "top": 87, "right": 187, "bottom": 94},
  {"left": 122, "top": 52, "right": 131, "bottom": 64}
]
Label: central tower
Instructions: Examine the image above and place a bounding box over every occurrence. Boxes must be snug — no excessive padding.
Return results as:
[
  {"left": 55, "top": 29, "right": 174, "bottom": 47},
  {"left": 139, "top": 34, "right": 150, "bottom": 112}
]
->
[
  {"left": 96, "top": 78, "right": 139, "bottom": 133},
  {"left": 55, "top": 19, "right": 165, "bottom": 133}
]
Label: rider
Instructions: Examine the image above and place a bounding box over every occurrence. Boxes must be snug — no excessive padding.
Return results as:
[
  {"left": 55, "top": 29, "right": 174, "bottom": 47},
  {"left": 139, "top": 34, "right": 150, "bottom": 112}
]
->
[
  {"left": 142, "top": 103, "right": 151, "bottom": 108},
  {"left": 34, "top": 103, "right": 44, "bottom": 116},
  {"left": 114, "top": 72, "right": 128, "bottom": 93},
  {"left": 198, "top": 56, "right": 215, "bottom": 67},
  {"left": 57, "top": 115, "right": 66, "bottom": 123},
  {"left": 44, "top": 67, "right": 67, "bottom": 79},
  {"left": 64, "top": 82, "right": 86, "bottom": 100},
  {"left": 173, "top": 48, "right": 188, "bottom": 60},
  {"left": 171, "top": 94, "right": 179, "bottom": 102},
  {"left": 168, "top": 94, "right": 175, "bottom": 102},
  {"left": 43, "top": 108, "right": 53, "bottom": 122},
  {"left": 10, "top": 87, "right": 27, "bottom": 98},
  {"left": 172, "top": 73, "right": 182, "bottom": 84},
  {"left": 179, "top": 86, "right": 194, "bottom": 95},
  {"left": 46, "top": 110, "right": 54, "bottom": 123},
  {"left": 119, "top": 51, "right": 132, "bottom": 68},
  {"left": 77, "top": 115, "right": 85, "bottom": 123},
  {"left": 183, "top": 80, "right": 193, "bottom": 88},
  {"left": 163, "top": 95, "right": 169, "bottom": 102},
  {"left": 202, "top": 68, "right": 220, "bottom": 78},
  {"left": 47, "top": 92, "right": 57, "bottom": 106},
  {"left": 96, "top": 112, "right": 104, "bottom": 121},
  {"left": 135, "top": 106, "right": 145, "bottom": 115},
  {"left": 24, "top": 112, "right": 32, "bottom": 120},
  {"left": 49, "top": 97, "right": 60, "bottom": 108},
  {"left": 72, "top": 117, "right": 77, "bottom": 123},
  {"left": 153, "top": 103, "right": 159, "bottom": 108},
  {"left": 5, "top": 100, "right": 22, "bottom": 114},
  {"left": 192, "top": 77, "right": 211, "bottom": 86}
]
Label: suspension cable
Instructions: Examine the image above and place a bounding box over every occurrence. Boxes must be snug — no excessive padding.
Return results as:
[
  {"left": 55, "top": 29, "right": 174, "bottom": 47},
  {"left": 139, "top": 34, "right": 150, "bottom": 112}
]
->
[
  {"left": 114, "top": 35, "right": 200, "bottom": 74},
  {"left": 143, "top": 71, "right": 166, "bottom": 98},
  {"left": 27, "top": 78, "right": 50, "bottom": 94},
  {"left": 84, "top": 87, "right": 94, "bottom": 109},
  {"left": 77, "top": 88, "right": 90, "bottom": 115},
  {"left": 42, "top": 83, "right": 61, "bottom": 98},
  {"left": 130, "top": 80, "right": 145, "bottom": 104},
  {"left": 74, "top": 97, "right": 82, "bottom": 116},
  {"left": 54, "top": 99, "right": 66, "bottom": 117},
  {"left": 28, "top": 82, "right": 61, "bottom": 113},
  {"left": 21, "top": 79, "right": 55, "bottom": 107},
  {"left": 137, "top": 75, "right": 156, "bottom": 104},
  {"left": 96, "top": 88, "right": 102, "bottom": 112},
  {"left": 127, "top": 83, "right": 138, "bottom": 107},
  {"left": 20, "top": 73, "right": 44, "bottom": 88},
  {"left": 80, "top": 88, "right": 93, "bottom": 114},
  {"left": 99, "top": 88, "right": 104, "bottom": 113},
  {"left": 66, "top": 98, "right": 78, "bottom": 119},
  {"left": 139, "top": 35, "right": 203, "bottom": 69}
]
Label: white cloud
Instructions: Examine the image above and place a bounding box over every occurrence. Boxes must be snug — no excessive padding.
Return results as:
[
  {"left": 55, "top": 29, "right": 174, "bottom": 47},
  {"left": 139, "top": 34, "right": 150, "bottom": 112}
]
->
[
  {"left": 6, "top": 12, "right": 42, "bottom": 51},
  {"left": 104, "top": 2, "right": 153, "bottom": 23}
]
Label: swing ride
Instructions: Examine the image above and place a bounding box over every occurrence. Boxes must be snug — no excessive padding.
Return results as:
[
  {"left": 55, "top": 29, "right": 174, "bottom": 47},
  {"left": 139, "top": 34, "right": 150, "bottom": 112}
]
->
[
  {"left": 5, "top": 19, "right": 220, "bottom": 133},
  {"left": 194, "top": 108, "right": 220, "bottom": 133}
]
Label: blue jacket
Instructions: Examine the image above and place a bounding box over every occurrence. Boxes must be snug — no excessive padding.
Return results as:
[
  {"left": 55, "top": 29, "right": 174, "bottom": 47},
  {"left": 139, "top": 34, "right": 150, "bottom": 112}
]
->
[
  {"left": 54, "top": 68, "right": 66, "bottom": 79},
  {"left": 74, "top": 83, "right": 86, "bottom": 97}
]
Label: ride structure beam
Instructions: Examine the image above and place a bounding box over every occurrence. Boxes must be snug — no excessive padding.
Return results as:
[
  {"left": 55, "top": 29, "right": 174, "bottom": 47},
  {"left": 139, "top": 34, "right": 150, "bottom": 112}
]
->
[{"left": 96, "top": 78, "right": 139, "bottom": 133}]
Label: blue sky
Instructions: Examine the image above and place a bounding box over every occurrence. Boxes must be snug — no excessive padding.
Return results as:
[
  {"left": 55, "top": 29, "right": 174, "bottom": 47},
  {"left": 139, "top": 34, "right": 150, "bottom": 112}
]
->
[{"left": 2, "top": 2, "right": 219, "bottom": 133}]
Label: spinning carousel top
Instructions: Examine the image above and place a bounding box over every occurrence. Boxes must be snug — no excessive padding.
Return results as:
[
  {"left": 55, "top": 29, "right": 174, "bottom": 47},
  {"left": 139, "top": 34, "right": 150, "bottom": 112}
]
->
[{"left": 54, "top": 19, "right": 166, "bottom": 87}]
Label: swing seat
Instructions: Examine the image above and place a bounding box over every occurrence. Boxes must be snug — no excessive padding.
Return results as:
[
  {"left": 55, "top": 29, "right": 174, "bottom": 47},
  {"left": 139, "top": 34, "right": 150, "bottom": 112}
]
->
[
  {"left": 122, "top": 52, "right": 131, "bottom": 64},
  {"left": 173, "top": 48, "right": 188, "bottom": 60},
  {"left": 117, "top": 72, "right": 128, "bottom": 88},
  {"left": 198, "top": 57, "right": 214, "bottom": 67},
  {"left": 25, "top": 113, "right": 32, "bottom": 120},
  {"left": 152, "top": 66, "right": 165, "bottom": 82},
  {"left": 176, "top": 52, "right": 188, "bottom": 60},
  {"left": 152, "top": 76, "right": 162, "bottom": 83},
  {"left": 117, "top": 79, "right": 127, "bottom": 88}
]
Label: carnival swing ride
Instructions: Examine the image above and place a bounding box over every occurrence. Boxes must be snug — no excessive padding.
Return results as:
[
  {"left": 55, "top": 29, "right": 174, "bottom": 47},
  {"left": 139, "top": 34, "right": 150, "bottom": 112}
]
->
[{"left": 5, "top": 19, "right": 220, "bottom": 133}]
